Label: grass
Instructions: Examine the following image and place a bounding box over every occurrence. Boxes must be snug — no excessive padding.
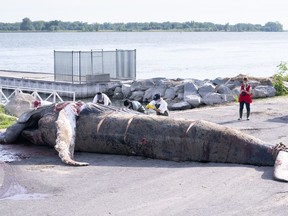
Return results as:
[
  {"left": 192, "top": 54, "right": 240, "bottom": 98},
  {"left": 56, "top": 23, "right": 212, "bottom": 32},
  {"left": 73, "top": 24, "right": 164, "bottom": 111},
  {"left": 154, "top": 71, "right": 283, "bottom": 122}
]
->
[{"left": 0, "top": 105, "right": 17, "bottom": 129}]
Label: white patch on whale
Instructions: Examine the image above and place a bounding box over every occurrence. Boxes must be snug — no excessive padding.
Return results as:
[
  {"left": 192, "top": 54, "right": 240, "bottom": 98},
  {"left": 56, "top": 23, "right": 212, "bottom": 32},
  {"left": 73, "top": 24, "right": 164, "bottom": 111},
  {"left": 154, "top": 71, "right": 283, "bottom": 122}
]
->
[{"left": 55, "top": 103, "right": 88, "bottom": 166}]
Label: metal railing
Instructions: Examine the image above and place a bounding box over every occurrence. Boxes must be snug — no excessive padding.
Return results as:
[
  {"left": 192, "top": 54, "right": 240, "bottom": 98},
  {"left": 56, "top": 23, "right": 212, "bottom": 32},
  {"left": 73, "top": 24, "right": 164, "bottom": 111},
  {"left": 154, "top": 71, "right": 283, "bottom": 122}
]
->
[{"left": 0, "top": 85, "right": 75, "bottom": 106}]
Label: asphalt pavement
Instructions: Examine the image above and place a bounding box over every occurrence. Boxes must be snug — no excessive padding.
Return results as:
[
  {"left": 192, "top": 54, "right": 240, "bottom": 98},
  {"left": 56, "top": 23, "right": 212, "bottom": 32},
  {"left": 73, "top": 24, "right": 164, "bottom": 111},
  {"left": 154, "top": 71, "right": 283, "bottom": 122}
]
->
[{"left": 1, "top": 96, "right": 288, "bottom": 216}]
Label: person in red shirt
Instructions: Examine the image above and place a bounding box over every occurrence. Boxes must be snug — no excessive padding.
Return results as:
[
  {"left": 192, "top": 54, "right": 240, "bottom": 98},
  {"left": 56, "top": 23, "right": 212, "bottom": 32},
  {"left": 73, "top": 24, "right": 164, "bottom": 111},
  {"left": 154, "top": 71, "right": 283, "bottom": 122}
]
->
[{"left": 238, "top": 77, "right": 252, "bottom": 120}]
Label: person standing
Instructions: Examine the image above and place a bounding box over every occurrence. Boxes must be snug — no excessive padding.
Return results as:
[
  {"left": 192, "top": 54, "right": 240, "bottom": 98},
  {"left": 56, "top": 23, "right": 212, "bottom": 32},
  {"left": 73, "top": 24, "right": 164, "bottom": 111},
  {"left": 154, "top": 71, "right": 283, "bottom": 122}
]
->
[
  {"left": 124, "top": 99, "right": 145, "bottom": 113},
  {"left": 238, "top": 77, "right": 252, "bottom": 120},
  {"left": 93, "top": 92, "right": 111, "bottom": 106},
  {"left": 146, "top": 93, "right": 169, "bottom": 116}
]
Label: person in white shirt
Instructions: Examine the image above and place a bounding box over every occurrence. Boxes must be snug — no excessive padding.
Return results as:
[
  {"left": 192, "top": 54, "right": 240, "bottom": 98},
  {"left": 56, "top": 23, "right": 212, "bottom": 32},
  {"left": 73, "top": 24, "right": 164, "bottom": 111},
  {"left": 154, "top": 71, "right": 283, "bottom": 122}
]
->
[
  {"left": 92, "top": 92, "right": 111, "bottom": 106},
  {"left": 146, "top": 93, "right": 169, "bottom": 116}
]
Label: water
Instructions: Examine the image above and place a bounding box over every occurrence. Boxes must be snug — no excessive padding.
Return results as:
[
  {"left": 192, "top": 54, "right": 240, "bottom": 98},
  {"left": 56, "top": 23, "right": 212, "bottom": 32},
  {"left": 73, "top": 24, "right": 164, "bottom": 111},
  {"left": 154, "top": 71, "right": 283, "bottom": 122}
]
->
[{"left": 0, "top": 32, "right": 288, "bottom": 80}]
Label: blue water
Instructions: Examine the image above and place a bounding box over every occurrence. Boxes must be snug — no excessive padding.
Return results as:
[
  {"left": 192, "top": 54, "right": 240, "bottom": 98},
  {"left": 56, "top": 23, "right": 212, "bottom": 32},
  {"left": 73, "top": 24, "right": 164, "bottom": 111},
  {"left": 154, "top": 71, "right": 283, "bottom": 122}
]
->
[{"left": 0, "top": 32, "right": 288, "bottom": 80}]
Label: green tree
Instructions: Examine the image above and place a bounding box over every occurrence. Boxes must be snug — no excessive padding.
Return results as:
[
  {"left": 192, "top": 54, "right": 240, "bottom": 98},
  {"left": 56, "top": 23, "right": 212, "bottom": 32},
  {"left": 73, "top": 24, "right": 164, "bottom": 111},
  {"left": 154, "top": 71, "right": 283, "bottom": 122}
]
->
[
  {"left": 33, "top": 21, "right": 45, "bottom": 30},
  {"left": 20, "top": 17, "right": 34, "bottom": 30},
  {"left": 224, "top": 23, "right": 230, "bottom": 32},
  {"left": 1, "top": 19, "right": 285, "bottom": 32},
  {"left": 263, "top": 22, "right": 283, "bottom": 32}
]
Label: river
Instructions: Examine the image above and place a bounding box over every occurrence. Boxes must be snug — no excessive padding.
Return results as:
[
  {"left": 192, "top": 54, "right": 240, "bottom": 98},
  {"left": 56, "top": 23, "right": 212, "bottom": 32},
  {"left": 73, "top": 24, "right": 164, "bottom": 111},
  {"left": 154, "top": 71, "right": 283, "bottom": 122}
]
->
[{"left": 0, "top": 32, "right": 288, "bottom": 80}]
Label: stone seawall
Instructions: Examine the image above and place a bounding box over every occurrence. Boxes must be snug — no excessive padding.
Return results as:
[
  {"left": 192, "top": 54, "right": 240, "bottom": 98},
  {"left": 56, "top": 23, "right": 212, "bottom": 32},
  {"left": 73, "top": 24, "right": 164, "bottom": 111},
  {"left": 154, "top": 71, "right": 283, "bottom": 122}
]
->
[{"left": 103, "top": 74, "right": 276, "bottom": 111}]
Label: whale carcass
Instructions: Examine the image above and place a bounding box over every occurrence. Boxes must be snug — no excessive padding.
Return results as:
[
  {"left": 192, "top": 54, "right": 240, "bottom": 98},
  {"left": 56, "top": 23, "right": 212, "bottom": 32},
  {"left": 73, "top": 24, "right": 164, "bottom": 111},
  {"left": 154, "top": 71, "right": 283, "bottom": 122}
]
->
[{"left": 0, "top": 101, "right": 277, "bottom": 168}]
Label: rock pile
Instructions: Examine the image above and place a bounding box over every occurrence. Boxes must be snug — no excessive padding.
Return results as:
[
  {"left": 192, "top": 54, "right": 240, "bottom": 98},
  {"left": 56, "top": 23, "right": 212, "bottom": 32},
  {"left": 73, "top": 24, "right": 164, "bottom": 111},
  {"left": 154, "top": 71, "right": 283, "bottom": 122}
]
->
[
  {"left": 107, "top": 74, "right": 276, "bottom": 111},
  {"left": 3, "top": 74, "right": 277, "bottom": 114}
]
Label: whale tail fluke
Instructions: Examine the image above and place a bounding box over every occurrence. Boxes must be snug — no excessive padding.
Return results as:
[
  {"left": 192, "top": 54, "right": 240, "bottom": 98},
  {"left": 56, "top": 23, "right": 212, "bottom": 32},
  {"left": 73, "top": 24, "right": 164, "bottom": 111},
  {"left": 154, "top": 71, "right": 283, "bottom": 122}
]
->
[{"left": 272, "top": 143, "right": 288, "bottom": 182}]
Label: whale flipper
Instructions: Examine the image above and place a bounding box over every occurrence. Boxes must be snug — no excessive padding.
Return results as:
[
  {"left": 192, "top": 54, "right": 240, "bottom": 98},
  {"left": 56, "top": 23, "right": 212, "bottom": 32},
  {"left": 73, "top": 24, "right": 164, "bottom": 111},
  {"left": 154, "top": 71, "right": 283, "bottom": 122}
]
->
[{"left": 55, "top": 102, "right": 88, "bottom": 166}]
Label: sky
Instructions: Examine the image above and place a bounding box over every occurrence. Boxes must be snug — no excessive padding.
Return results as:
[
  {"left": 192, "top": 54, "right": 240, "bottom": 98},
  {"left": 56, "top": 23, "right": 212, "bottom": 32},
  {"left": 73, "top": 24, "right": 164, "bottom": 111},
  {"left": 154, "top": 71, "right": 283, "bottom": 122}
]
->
[{"left": 1, "top": 0, "right": 288, "bottom": 30}]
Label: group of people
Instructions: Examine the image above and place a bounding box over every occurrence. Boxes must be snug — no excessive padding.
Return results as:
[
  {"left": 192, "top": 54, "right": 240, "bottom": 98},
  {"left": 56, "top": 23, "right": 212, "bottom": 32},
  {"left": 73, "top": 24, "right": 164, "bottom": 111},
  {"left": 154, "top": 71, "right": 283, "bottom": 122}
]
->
[
  {"left": 33, "top": 77, "right": 251, "bottom": 119},
  {"left": 92, "top": 77, "right": 252, "bottom": 120},
  {"left": 92, "top": 92, "right": 169, "bottom": 116}
]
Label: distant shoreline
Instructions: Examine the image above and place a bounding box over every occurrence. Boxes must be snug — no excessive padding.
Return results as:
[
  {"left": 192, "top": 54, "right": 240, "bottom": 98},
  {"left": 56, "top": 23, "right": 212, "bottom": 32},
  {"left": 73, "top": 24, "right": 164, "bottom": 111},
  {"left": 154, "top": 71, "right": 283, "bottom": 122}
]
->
[
  {"left": 1, "top": 30, "right": 288, "bottom": 33},
  {"left": 0, "top": 18, "right": 284, "bottom": 32}
]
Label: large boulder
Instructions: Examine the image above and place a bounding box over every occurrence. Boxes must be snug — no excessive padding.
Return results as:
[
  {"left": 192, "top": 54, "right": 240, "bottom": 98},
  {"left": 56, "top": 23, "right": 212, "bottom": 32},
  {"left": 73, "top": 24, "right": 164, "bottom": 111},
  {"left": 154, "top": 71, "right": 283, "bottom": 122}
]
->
[
  {"left": 122, "top": 84, "right": 132, "bottom": 98},
  {"left": 168, "top": 101, "right": 191, "bottom": 111},
  {"left": 129, "top": 90, "right": 145, "bottom": 101},
  {"left": 183, "top": 81, "right": 198, "bottom": 98},
  {"left": 130, "top": 79, "right": 155, "bottom": 91},
  {"left": 216, "top": 84, "right": 232, "bottom": 94},
  {"left": 252, "top": 86, "right": 276, "bottom": 98},
  {"left": 202, "top": 93, "right": 223, "bottom": 105},
  {"left": 198, "top": 82, "right": 216, "bottom": 97},
  {"left": 4, "top": 92, "right": 34, "bottom": 117},
  {"left": 164, "top": 87, "right": 176, "bottom": 100},
  {"left": 185, "top": 94, "right": 202, "bottom": 108},
  {"left": 212, "top": 77, "right": 229, "bottom": 86}
]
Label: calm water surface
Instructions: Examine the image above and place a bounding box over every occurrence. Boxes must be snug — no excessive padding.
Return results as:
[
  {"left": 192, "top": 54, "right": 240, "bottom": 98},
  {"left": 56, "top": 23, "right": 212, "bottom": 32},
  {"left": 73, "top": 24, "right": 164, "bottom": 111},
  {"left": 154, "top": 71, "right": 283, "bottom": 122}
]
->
[{"left": 0, "top": 32, "right": 288, "bottom": 80}]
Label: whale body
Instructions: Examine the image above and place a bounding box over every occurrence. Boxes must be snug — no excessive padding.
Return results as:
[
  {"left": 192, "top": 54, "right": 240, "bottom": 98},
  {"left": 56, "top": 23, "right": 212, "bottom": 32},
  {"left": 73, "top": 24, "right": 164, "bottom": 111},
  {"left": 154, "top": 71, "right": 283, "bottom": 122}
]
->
[{"left": 0, "top": 102, "right": 274, "bottom": 167}]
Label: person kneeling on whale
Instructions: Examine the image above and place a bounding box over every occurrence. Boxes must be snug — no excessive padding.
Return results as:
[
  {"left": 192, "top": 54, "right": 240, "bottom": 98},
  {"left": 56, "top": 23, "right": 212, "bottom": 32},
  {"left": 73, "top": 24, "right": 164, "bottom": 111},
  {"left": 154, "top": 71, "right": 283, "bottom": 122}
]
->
[
  {"left": 93, "top": 92, "right": 111, "bottom": 106},
  {"left": 124, "top": 99, "right": 145, "bottom": 113}
]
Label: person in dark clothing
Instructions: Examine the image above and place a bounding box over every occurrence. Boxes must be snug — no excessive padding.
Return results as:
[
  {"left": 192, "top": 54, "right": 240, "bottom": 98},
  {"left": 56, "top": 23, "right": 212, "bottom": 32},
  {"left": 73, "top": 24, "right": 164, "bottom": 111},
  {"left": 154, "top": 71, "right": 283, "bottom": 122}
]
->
[{"left": 123, "top": 99, "right": 145, "bottom": 113}]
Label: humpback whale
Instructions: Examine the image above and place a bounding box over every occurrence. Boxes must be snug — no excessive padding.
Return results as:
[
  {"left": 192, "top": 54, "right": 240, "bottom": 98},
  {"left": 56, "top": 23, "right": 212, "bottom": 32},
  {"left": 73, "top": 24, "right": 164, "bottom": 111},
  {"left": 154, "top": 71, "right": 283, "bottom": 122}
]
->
[{"left": 0, "top": 102, "right": 287, "bottom": 181}]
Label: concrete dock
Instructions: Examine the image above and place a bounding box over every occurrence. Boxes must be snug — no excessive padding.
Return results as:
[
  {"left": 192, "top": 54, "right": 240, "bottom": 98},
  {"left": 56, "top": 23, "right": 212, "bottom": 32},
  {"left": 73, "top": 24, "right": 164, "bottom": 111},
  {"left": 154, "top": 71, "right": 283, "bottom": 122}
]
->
[
  {"left": 0, "top": 70, "right": 118, "bottom": 99},
  {"left": 0, "top": 70, "right": 54, "bottom": 81}
]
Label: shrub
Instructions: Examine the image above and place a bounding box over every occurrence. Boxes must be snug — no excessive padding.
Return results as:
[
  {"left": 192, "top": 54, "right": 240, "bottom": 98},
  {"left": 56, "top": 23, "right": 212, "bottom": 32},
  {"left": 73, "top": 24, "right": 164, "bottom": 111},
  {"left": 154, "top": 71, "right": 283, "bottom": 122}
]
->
[
  {"left": 272, "top": 62, "right": 288, "bottom": 96},
  {"left": 0, "top": 105, "right": 17, "bottom": 129}
]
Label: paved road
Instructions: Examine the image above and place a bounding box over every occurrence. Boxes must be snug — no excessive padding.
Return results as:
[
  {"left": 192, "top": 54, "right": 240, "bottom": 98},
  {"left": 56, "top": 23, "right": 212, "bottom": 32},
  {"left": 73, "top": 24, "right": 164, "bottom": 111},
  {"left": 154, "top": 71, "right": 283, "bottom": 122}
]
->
[
  {"left": 1, "top": 96, "right": 288, "bottom": 216},
  {"left": 170, "top": 96, "right": 288, "bottom": 146}
]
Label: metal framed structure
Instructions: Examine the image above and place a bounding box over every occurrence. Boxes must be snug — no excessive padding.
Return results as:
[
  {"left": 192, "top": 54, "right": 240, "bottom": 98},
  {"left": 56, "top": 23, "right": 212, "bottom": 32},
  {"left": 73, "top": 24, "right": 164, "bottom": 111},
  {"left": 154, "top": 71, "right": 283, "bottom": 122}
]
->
[{"left": 54, "top": 49, "right": 136, "bottom": 83}]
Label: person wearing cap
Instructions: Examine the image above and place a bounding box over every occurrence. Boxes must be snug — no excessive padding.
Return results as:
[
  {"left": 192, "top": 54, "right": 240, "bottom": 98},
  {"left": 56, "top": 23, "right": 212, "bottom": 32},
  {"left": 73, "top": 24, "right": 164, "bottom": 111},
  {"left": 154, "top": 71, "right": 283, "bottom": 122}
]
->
[
  {"left": 146, "top": 93, "right": 169, "bottom": 116},
  {"left": 124, "top": 99, "right": 145, "bottom": 113},
  {"left": 93, "top": 92, "right": 111, "bottom": 106}
]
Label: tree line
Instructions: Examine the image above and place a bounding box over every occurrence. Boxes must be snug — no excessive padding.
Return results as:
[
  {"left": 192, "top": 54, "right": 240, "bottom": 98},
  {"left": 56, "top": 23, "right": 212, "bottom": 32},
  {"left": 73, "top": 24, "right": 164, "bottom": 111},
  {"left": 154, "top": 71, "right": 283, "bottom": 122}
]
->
[{"left": 0, "top": 18, "right": 283, "bottom": 32}]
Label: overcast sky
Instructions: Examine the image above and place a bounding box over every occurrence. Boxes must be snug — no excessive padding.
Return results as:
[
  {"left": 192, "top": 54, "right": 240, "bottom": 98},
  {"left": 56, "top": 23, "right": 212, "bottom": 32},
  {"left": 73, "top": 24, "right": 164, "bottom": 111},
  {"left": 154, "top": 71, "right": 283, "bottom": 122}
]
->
[{"left": 1, "top": 0, "right": 288, "bottom": 29}]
